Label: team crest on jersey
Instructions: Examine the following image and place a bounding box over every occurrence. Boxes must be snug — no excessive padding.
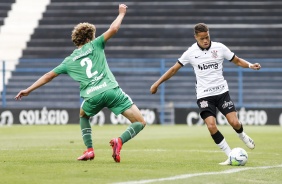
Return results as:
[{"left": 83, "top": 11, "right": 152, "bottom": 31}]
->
[
  {"left": 200, "top": 100, "right": 208, "bottom": 108},
  {"left": 211, "top": 50, "right": 218, "bottom": 58}
]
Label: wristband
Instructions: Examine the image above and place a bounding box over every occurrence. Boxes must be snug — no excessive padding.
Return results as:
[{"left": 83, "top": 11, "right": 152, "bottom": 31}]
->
[{"left": 248, "top": 63, "right": 252, "bottom": 68}]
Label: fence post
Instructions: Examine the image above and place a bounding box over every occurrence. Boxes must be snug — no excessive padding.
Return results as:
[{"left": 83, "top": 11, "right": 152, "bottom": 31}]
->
[
  {"left": 238, "top": 67, "right": 243, "bottom": 107},
  {"left": 160, "top": 59, "right": 165, "bottom": 124},
  {"left": 2, "top": 61, "right": 6, "bottom": 108}
]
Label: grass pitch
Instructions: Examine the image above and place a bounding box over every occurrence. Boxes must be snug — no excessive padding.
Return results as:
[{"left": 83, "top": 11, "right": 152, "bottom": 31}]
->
[{"left": 0, "top": 125, "right": 281, "bottom": 184}]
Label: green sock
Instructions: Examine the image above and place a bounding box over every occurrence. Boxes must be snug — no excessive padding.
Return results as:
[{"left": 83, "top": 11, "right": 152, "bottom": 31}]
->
[
  {"left": 80, "top": 117, "right": 93, "bottom": 148},
  {"left": 120, "top": 122, "right": 144, "bottom": 144}
]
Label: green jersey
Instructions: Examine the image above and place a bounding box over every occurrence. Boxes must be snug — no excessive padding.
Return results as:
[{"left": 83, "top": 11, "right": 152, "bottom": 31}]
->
[{"left": 53, "top": 35, "right": 118, "bottom": 100}]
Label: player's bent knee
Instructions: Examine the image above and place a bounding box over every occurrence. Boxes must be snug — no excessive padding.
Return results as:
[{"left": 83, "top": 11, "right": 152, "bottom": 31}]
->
[
  {"left": 139, "top": 121, "right": 146, "bottom": 129},
  {"left": 206, "top": 123, "right": 217, "bottom": 132},
  {"left": 228, "top": 119, "right": 240, "bottom": 127},
  {"left": 79, "top": 108, "right": 88, "bottom": 118},
  {"left": 141, "top": 120, "right": 146, "bottom": 127}
]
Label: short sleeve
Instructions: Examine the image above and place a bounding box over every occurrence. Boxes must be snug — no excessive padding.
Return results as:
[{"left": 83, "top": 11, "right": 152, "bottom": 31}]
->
[
  {"left": 53, "top": 62, "right": 67, "bottom": 74},
  {"left": 221, "top": 43, "right": 235, "bottom": 61},
  {"left": 91, "top": 35, "right": 105, "bottom": 49},
  {"left": 178, "top": 49, "right": 190, "bottom": 66}
]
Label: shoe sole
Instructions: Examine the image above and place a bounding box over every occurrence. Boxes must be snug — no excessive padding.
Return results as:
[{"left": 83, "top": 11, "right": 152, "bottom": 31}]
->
[
  {"left": 77, "top": 158, "right": 94, "bottom": 161},
  {"left": 77, "top": 153, "right": 95, "bottom": 161}
]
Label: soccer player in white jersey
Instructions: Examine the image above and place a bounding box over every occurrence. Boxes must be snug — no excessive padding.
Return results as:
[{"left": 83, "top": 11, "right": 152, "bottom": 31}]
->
[{"left": 150, "top": 23, "right": 261, "bottom": 165}]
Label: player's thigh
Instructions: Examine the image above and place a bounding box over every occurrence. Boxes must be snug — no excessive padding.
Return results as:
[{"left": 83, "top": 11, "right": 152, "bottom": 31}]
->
[
  {"left": 106, "top": 87, "right": 134, "bottom": 116},
  {"left": 197, "top": 96, "right": 218, "bottom": 133},
  {"left": 217, "top": 91, "right": 236, "bottom": 116},
  {"left": 217, "top": 92, "right": 241, "bottom": 128},
  {"left": 197, "top": 96, "right": 217, "bottom": 119},
  {"left": 225, "top": 111, "right": 241, "bottom": 128},
  {"left": 122, "top": 104, "right": 145, "bottom": 124},
  {"left": 81, "top": 94, "right": 105, "bottom": 117}
]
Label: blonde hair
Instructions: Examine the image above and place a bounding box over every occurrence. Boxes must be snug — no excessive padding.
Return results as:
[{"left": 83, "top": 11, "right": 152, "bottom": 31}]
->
[{"left": 71, "top": 22, "right": 96, "bottom": 47}]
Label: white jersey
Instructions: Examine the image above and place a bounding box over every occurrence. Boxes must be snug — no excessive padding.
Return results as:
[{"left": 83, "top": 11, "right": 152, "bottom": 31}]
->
[{"left": 178, "top": 41, "right": 235, "bottom": 99}]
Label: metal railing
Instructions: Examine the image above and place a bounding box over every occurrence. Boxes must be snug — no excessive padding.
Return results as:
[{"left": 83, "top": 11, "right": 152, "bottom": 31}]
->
[{"left": 1, "top": 58, "right": 282, "bottom": 124}]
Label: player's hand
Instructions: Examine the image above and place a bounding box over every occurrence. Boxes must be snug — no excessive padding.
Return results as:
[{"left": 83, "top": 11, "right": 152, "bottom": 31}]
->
[
  {"left": 150, "top": 83, "right": 159, "bottom": 94},
  {"left": 119, "top": 4, "right": 127, "bottom": 14},
  {"left": 14, "top": 89, "right": 30, "bottom": 100},
  {"left": 250, "top": 63, "right": 261, "bottom": 70}
]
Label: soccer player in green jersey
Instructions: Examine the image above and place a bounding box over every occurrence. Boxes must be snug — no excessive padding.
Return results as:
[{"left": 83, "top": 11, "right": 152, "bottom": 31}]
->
[{"left": 14, "top": 4, "right": 146, "bottom": 162}]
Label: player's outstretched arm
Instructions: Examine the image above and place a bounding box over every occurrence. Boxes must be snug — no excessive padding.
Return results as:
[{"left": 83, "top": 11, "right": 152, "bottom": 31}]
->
[
  {"left": 14, "top": 71, "right": 58, "bottom": 100},
  {"left": 150, "top": 62, "right": 182, "bottom": 94},
  {"left": 231, "top": 55, "right": 261, "bottom": 70},
  {"left": 103, "top": 4, "right": 127, "bottom": 42}
]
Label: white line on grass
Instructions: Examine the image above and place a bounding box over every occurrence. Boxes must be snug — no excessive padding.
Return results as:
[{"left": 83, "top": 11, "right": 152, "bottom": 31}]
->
[
  {"left": 112, "top": 164, "right": 282, "bottom": 184},
  {"left": 1, "top": 148, "right": 279, "bottom": 155},
  {"left": 0, "top": 148, "right": 219, "bottom": 152}
]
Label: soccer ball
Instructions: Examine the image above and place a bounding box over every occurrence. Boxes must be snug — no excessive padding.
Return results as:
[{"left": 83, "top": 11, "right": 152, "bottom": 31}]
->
[{"left": 228, "top": 147, "right": 248, "bottom": 166}]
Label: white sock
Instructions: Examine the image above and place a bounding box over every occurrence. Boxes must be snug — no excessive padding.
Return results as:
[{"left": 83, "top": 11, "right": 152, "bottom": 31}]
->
[
  {"left": 217, "top": 138, "right": 232, "bottom": 156},
  {"left": 238, "top": 132, "right": 246, "bottom": 139}
]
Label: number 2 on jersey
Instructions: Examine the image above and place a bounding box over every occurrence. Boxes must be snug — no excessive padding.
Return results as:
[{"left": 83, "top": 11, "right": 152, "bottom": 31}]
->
[{"left": 80, "top": 58, "right": 98, "bottom": 78}]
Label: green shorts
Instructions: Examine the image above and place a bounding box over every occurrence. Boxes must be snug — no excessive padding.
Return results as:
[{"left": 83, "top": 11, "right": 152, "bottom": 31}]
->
[{"left": 81, "top": 87, "right": 133, "bottom": 117}]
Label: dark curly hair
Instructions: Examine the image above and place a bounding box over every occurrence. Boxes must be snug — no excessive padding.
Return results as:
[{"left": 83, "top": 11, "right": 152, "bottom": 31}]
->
[
  {"left": 194, "top": 23, "right": 209, "bottom": 35},
  {"left": 71, "top": 22, "right": 96, "bottom": 47}
]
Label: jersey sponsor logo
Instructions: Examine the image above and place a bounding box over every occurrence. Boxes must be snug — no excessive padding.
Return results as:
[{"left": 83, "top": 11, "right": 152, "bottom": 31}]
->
[
  {"left": 204, "top": 85, "right": 225, "bottom": 93},
  {"left": 222, "top": 100, "right": 234, "bottom": 109},
  {"left": 86, "top": 82, "right": 107, "bottom": 95},
  {"left": 199, "top": 100, "right": 208, "bottom": 108},
  {"left": 195, "top": 56, "right": 201, "bottom": 58},
  {"left": 90, "top": 73, "right": 104, "bottom": 84},
  {"left": 198, "top": 62, "right": 218, "bottom": 70}
]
